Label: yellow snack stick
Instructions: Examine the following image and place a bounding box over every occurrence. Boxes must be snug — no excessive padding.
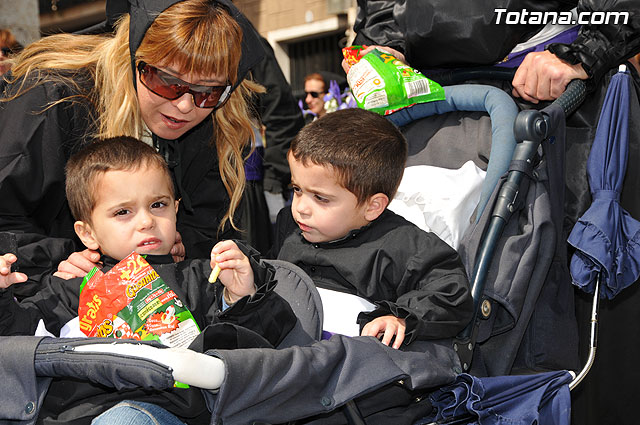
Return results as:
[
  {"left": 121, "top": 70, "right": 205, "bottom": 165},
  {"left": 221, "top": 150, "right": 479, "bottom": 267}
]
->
[{"left": 208, "top": 264, "right": 221, "bottom": 283}]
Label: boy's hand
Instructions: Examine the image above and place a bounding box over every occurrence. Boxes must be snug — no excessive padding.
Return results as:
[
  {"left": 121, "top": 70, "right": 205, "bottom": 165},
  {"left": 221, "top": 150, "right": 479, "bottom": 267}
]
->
[
  {"left": 54, "top": 248, "right": 101, "bottom": 280},
  {"left": 0, "top": 253, "right": 27, "bottom": 289},
  {"left": 211, "top": 240, "right": 255, "bottom": 304},
  {"left": 361, "top": 315, "right": 406, "bottom": 349}
]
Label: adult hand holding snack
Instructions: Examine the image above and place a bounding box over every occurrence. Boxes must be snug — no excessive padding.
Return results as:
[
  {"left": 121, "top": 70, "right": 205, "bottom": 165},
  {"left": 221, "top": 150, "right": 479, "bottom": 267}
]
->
[
  {"left": 0, "top": 253, "right": 27, "bottom": 288},
  {"left": 210, "top": 240, "right": 256, "bottom": 304},
  {"left": 341, "top": 45, "right": 406, "bottom": 74}
]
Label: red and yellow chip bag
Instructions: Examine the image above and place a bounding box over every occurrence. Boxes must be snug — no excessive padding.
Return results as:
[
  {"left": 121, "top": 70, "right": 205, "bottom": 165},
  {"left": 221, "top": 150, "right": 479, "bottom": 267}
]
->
[{"left": 78, "top": 252, "right": 200, "bottom": 348}]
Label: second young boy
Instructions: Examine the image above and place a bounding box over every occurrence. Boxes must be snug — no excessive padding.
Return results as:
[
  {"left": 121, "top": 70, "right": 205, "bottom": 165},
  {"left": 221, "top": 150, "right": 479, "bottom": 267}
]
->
[{"left": 271, "top": 108, "right": 474, "bottom": 348}]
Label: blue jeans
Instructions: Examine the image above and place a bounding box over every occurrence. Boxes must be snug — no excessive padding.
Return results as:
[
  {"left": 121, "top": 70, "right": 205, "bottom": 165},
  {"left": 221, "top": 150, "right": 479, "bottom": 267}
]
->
[{"left": 92, "top": 401, "right": 187, "bottom": 425}]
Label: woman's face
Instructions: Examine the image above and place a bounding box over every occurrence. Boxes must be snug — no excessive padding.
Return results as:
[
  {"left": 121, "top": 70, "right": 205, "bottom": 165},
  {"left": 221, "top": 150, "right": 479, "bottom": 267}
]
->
[
  {"left": 136, "top": 62, "right": 227, "bottom": 140},
  {"left": 0, "top": 49, "right": 10, "bottom": 76},
  {"left": 304, "top": 78, "right": 326, "bottom": 117}
]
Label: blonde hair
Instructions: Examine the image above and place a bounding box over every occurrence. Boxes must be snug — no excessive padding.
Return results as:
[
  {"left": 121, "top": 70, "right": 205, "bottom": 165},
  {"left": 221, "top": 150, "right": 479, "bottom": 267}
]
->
[{"left": 3, "top": 0, "right": 263, "bottom": 231}]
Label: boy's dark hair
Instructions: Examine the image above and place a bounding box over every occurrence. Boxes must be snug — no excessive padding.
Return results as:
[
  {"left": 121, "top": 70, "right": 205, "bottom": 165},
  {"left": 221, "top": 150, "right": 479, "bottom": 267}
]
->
[
  {"left": 290, "top": 108, "right": 407, "bottom": 204},
  {"left": 66, "top": 136, "right": 172, "bottom": 223}
]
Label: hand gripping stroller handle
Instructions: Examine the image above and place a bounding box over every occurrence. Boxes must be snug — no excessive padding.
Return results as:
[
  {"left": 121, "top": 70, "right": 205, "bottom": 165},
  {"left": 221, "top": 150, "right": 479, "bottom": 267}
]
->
[
  {"left": 552, "top": 79, "right": 587, "bottom": 118},
  {"left": 34, "top": 337, "right": 225, "bottom": 390}
]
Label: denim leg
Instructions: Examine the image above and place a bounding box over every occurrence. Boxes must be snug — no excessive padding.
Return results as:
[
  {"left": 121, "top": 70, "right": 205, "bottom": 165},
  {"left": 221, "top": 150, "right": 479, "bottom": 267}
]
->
[{"left": 91, "top": 401, "right": 187, "bottom": 425}]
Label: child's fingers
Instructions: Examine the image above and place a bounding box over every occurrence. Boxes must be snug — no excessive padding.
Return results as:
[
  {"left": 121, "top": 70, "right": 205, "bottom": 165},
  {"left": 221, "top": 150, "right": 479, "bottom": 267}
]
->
[
  {"left": 211, "top": 246, "right": 246, "bottom": 267},
  {"left": 380, "top": 326, "right": 396, "bottom": 347},
  {"left": 0, "top": 271, "right": 27, "bottom": 288},
  {"left": 53, "top": 270, "right": 78, "bottom": 280},
  {"left": 361, "top": 320, "right": 383, "bottom": 338},
  {"left": 215, "top": 258, "right": 248, "bottom": 273},
  {"left": 11, "top": 272, "right": 27, "bottom": 284},
  {"left": 211, "top": 239, "right": 238, "bottom": 255},
  {"left": 0, "top": 253, "right": 17, "bottom": 275},
  {"left": 392, "top": 326, "right": 406, "bottom": 349},
  {"left": 210, "top": 241, "right": 240, "bottom": 282}
]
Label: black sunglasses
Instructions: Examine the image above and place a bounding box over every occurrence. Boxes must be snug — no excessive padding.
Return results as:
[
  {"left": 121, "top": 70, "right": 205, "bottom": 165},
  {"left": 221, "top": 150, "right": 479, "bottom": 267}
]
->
[
  {"left": 305, "top": 91, "right": 324, "bottom": 99},
  {"left": 137, "top": 61, "right": 232, "bottom": 109}
]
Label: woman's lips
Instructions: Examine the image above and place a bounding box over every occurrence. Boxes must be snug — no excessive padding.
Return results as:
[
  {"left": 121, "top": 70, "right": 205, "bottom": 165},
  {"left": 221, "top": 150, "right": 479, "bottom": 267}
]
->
[{"left": 161, "top": 114, "right": 188, "bottom": 130}]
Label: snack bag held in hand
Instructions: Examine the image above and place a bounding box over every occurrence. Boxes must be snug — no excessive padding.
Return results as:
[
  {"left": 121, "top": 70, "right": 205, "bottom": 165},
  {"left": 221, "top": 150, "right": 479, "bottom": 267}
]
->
[
  {"left": 78, "top": 252, "right": 200, "bottom": 348},
  {"left": 343, "top": 45, "right": 445, "bottom": 115}
]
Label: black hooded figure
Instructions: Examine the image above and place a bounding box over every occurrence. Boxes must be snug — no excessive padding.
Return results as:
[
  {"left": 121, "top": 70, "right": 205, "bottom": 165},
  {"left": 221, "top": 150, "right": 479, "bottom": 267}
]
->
[{"left": 0, "top": 0, "right": 275, "bottom": 299}]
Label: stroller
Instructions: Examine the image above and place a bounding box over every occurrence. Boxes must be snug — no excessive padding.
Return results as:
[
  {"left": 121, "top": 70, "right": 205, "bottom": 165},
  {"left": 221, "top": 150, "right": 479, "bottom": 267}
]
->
[{"left": 0, "top": 65, "right": 633, "bottom": 425}]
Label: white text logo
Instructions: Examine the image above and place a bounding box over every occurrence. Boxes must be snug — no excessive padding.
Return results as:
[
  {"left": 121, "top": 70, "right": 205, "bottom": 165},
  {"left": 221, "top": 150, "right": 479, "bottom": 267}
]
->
[{"left": 494, "top": 9, "right": 629, "bottom": 25}]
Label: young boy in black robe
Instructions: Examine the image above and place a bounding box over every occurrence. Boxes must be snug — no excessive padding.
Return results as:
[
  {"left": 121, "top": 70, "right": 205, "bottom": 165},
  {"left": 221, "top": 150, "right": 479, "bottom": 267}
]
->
[
  {"left": 0, "top": 136, "right": 295, "bottom": 424},
  {"left": 271, "top": 108, "right": 473, "bottom": 348}
]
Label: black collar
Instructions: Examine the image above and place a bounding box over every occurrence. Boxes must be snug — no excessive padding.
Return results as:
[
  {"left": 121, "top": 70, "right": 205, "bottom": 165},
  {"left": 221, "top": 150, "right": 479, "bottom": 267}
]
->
[{"left": 101, "top": 253, "right": 175, "bottom": 268}]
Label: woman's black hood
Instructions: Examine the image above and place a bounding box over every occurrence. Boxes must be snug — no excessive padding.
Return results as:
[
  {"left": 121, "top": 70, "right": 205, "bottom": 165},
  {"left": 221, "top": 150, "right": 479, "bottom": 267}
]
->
[{"left": 105, "top": 0, "right": 265, "bottom": 91}]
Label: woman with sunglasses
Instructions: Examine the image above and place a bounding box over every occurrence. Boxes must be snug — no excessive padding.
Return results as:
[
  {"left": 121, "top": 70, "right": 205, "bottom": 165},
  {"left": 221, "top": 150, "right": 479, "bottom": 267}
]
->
[
  {"left": 0, "top": 28, "right": 22, "bottom": 76},
  {"left": 303, "top": 72, "right": 328, "bottom": 120},
  {"left": 0, "top": 0, "right": 266, "bottom": 297}
]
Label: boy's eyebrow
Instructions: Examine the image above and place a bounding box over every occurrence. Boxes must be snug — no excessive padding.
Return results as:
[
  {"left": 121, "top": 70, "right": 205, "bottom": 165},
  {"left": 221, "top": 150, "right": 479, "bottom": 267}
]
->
[
  {"left": 105, "top": 193, "right": 172, "bottom": 209},
  {"left": 105, "top": 200, "right": 134, "bottom": 210},
  {"left": 151, "top": 193, "right": 173, "bottom": 199},
  {"left": 291, "top": 180, "right": 335, "bottom": 199}
]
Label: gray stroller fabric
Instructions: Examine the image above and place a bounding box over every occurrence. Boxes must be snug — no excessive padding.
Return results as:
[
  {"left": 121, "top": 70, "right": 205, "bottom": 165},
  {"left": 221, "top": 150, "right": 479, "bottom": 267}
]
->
[
  {"left": 403, "top": 110, "right": 493, "bottom": 171},
  {"left": 0, "top": 336, "right": 176, "bottom": 424},
  {"left": 33, "top": 338, "right": 175, "bottom": 390},
  {"left": 206, "top": 336, "right": 459, "bottom": 425},
  {"left": 458, "top": 104, "right": 580, "bottom": 376},
  {"left": 268, "top": 259, "right": 323, "bottom": 346},
  {"left": 400, "top": 102, "right": 579, "bottom": 375},
  {"left": 0, "top": 336, "right": 51, "bottom": 424}
]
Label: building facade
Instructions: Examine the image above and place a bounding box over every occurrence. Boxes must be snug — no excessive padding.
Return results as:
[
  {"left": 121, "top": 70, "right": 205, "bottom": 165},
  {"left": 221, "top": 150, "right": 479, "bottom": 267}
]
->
[
  {"left": 2, "top": 0, "right": 356, "bottom": 98},
  {"left": 235, "top": 0, "right": 356, "bottom": 96}
]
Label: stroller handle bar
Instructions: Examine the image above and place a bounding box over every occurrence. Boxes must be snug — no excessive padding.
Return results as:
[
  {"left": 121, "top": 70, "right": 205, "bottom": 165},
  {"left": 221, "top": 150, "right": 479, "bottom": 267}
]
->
[{"left": 553, "top": 79, "right": 588, "bottom": 117}]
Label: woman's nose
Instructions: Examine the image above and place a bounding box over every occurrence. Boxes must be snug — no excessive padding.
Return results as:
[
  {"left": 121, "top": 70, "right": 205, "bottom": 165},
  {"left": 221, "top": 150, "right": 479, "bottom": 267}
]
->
[{"left": 173, "top": 92, "right": 196, "bottom": 113}]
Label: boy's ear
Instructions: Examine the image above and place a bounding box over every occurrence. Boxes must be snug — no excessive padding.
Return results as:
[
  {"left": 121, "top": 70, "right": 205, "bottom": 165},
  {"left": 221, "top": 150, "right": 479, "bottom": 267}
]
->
[
  {"left": 364, "top": 193, "right": 389, "bottom": 221},
  {"left": 74, "top": 221, "right": 100, "bottom": 251},
  {"left": 175, "top": 199, "right": 180, "bottom": 213}
]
